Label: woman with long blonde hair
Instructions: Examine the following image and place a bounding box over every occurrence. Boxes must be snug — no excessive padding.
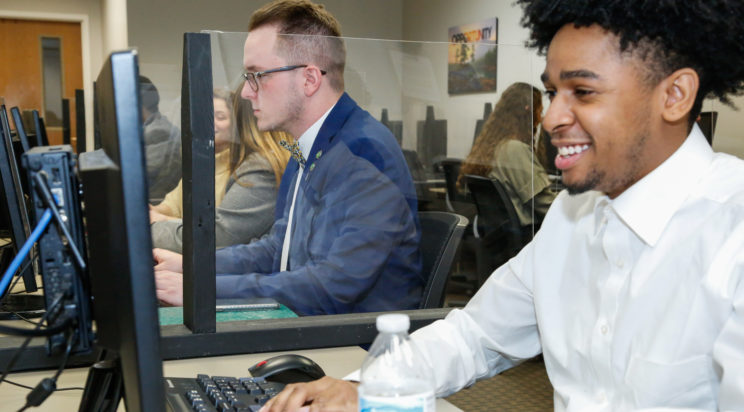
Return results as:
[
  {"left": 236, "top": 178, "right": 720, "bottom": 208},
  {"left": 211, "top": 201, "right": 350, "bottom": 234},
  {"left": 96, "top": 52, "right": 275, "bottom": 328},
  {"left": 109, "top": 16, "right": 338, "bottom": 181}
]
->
[{"left": 150, "top": 88, "right": 291, "bottom": 252}]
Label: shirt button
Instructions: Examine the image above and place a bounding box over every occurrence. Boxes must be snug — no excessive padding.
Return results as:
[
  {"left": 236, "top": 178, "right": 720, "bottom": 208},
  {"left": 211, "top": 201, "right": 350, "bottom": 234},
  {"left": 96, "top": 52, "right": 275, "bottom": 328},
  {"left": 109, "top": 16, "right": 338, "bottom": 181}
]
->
[
  {"left": 600, "top": 323, "right": 609, "bottom": 335},
  {"left": 597, "top": 392, "right": 607, "bottom": 402},
  {"left": 616, "top": 259, "right": 624, "bottom": 268}
]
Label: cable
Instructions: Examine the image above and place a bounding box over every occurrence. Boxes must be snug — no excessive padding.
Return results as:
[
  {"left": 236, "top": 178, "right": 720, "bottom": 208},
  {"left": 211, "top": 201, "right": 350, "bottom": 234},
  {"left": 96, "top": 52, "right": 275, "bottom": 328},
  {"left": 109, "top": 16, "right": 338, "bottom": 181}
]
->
[
  {"left": 8, "top": 311, "right": 42, "bottom": 327},
  {"left": 16, "top": 329, "right": 76, "bottom": 411},
  {"left": 0, "top": 209, "right": 52, "bottom": 296},
  {"left": 0, "top": 295, "right": 64, "bottom": 388},
  {"left": 3, "top": 379, "right": 84, "bottom": 392},
  {"left": 52, "top": 332, "right": 75, "bottom": 381},
  {"left": 32, "top": 174, "right": 86, "bottom": 271},
  {"left": 3, "top": 379, "right": 32, "bottom": 390},
  {"left": 3, "top": 252, "right": 35, "bottom": 295},
  {"left": 0, "top": 317, "right": 72, "bottom": 337}
]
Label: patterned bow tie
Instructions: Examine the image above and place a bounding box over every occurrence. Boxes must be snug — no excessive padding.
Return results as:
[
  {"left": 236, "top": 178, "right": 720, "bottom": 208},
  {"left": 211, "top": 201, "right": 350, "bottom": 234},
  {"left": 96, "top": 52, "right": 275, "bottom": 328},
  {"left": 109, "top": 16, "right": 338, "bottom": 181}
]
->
[{"left": 280, "top": 140, "right": 306, "bottom": 167}]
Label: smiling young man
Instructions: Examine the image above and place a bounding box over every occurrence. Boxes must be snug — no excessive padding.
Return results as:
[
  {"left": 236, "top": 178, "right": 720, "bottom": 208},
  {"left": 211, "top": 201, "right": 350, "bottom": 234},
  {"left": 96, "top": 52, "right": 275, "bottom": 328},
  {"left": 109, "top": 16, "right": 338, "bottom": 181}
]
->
[
  {"left": 261, "top": 1, "right": 744, "bottom": 410},
  {"left": 153, "top": 0, "right": 422, "bottom": 316}
]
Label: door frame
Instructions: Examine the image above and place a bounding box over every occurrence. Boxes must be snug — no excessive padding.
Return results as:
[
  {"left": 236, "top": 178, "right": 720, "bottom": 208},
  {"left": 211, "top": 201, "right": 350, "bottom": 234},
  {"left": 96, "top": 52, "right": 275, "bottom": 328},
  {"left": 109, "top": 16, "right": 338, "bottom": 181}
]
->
[{"left": 0, "top": 10, "right": 92, "bottom": 149}]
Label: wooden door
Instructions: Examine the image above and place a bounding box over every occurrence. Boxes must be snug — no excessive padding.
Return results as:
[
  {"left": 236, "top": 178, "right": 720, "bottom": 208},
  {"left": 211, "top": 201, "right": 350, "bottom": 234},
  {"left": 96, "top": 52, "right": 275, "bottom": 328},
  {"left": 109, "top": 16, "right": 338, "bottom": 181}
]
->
[{"left": 0, "top": 18, "right": 83, "bottom": 147}]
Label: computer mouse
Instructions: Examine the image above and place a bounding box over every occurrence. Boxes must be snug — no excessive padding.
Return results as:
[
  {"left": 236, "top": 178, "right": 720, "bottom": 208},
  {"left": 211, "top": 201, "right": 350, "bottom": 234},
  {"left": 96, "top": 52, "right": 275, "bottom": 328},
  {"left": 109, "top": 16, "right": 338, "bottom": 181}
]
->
[{"left": 248, "top": 354, "right": 326, "bottom": 384}]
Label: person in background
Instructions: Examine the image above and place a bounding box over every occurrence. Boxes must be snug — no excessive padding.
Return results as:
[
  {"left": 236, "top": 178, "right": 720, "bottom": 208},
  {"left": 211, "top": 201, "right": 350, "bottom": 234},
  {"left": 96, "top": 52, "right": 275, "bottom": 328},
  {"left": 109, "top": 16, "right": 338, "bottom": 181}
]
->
[
  {"left": 139, "top": 75, "right": 182, "bottom": 202},
  {"left": 261, "top": 0, "right": 744, "bottom": 410},
  {"left": 149, "top": 88, "right": 290, "bottom": 252},
  {"left": 458, "top": 82, "right": 557, "bottom": 228},
  {"left": 152, "top": 0, "right": 421, "bottom": 316}
]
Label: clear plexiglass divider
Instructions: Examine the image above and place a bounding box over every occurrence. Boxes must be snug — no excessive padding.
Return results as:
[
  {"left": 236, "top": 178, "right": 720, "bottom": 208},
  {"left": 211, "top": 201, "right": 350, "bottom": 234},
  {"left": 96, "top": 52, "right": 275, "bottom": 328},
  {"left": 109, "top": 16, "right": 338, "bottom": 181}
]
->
[{"left": 147, "top": 32, "right": 547, "bottom": 357}]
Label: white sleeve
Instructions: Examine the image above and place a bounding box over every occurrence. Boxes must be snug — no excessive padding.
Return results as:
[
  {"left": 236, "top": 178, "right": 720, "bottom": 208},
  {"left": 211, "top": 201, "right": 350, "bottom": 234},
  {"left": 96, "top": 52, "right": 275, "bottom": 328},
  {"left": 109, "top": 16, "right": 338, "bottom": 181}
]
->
[
  {"left": 712, "top": 226, "right": 744, "bottom": 410},
  {"left": 410, "top": 241, "right": 543, "bottom": 397}
]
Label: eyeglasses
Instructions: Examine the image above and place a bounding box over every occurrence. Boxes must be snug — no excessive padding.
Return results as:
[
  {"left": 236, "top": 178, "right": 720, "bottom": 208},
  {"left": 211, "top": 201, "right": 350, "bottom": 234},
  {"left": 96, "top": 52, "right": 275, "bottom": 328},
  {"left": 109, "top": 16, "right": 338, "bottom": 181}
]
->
[{"left": 242, "top": 65, "right": 327, "bottom": 91}]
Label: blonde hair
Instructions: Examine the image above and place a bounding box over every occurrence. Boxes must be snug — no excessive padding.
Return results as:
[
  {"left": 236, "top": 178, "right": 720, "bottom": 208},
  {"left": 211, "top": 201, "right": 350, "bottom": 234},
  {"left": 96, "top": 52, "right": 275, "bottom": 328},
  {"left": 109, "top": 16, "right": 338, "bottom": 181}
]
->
[{"left": 230, "top": 89, "right": 291, "bottom": 187}]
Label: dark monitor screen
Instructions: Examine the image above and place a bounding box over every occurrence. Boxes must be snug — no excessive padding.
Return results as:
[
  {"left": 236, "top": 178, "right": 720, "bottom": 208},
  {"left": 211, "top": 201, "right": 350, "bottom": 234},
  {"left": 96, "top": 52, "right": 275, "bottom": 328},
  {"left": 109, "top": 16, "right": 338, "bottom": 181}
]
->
[
  {"left": 697, "top": 111, "right": 718, "bottom": 146},
  {"left": 75, "top": 89, "right": 86, "bottom": 153},
  {"left": 78, "top": 50, "right": 165, "bottom": 411},
  {"left": 32, "top": 110, "right": 49, "bottom": 147},
  {"left": 0, "top": 105, "right": 38, "bottom": 296}
]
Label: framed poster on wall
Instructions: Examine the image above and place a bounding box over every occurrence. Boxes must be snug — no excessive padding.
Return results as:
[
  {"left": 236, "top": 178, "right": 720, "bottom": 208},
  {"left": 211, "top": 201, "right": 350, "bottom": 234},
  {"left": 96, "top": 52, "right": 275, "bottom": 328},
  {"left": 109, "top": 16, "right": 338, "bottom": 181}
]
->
[{"left": 448, "top": 17, "right": 498, "bottom": 95}]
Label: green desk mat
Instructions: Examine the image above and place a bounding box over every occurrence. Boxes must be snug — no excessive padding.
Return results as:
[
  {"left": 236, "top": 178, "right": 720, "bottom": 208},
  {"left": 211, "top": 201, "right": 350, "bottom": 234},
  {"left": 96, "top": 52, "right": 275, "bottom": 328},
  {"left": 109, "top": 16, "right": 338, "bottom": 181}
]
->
[{"left": 158, "top": 305, "right": 297, "bottom": 326}]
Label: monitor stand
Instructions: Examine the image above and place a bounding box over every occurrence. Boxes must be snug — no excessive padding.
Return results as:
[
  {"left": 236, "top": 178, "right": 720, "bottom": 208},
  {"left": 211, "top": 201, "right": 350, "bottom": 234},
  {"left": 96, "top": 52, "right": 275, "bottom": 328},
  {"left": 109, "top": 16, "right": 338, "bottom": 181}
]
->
[
  {"left": 0, "top": 294, "right": 45, "bottom": 320},
  {"left": 79, "top": 355, "right": 123, "bottom": 412}
]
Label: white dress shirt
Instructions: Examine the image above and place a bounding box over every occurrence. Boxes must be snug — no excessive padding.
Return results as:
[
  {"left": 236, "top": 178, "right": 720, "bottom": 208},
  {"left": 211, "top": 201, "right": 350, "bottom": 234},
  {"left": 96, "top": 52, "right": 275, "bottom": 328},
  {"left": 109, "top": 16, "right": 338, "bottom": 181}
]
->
[
  {"left": 410, "top": 125, "right": 744, "bottom": 411},
  {"left": 280, "top": 104, "right": 335, "bottom": 271}
]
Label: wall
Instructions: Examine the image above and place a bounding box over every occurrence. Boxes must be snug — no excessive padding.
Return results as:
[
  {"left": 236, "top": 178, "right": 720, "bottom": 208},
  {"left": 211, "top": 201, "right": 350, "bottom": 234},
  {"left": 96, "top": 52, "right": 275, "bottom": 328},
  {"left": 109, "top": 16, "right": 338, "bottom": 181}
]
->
[
  {"left": 101, "top": 0, "right": 127, "bottom": 57},
  {"left": 126, "top": 0, "right": 404, "bottom": 122},
  {"left": 0, "top": 0, "right": 104, "bottom": 149},
  {"left": 399, "top": 0, "right": 545, "bottom": 157},
  {"left": 400, "top": 0, "right": 744, "bottom": 159}
]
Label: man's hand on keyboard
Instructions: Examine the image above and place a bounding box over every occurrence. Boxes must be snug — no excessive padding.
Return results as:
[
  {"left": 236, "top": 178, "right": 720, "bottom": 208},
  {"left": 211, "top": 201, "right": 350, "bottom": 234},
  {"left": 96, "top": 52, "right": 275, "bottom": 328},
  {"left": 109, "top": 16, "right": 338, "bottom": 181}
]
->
[
  {"left": 153, "top": 248, "right": 183, "bottom": 273},
  {"left": 155, "top": 269, "right": 184, "bottom": 306},
  {"left": 259, "top": 376, "right": 358, "bottom": 412}
]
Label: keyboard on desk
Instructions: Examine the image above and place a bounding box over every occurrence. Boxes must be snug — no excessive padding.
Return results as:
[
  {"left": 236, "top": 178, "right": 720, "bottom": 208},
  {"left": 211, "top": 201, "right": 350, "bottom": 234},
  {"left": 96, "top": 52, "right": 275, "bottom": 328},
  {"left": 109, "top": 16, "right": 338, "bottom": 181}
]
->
[{"left": 165, "top": 374, "right": 285, "bottom": 412}]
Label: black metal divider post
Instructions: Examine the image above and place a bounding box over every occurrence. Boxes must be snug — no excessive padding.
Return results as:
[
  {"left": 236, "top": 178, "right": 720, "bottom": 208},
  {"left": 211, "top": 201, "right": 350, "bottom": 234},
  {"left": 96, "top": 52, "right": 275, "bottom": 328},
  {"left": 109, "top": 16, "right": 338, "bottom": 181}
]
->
[{"left": 181, "top": 32, "right": 216, "bottom": 334}]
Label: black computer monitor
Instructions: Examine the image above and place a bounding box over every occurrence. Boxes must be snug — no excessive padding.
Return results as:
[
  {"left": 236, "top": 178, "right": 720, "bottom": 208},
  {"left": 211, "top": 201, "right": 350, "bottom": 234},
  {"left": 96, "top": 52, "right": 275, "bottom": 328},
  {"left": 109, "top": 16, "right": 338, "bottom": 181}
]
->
[
  {"left": 75, "top": 89, "right": 86, "bottom": 153},
  {"left": 10, "top": 107, "right": 32, "bottom": 154},
  {"left": 0, "top": 105, "right": 39, "bottom": 300},
  {"left": 416, "top": 105, "right": 447, "bottom": 172},
  {"left": 32, "top": 110, "right": 49, "bottom": 147},
  {"left": 697, "top": 111, "right": 718, "bottom": 146},
  {"left": 473, "top": 102, "right": 493, "bottom": 145},
  {"left": 62, "top": 98, "right": 71, "bottom": 145},
  {"left": 77, "top": 50, "right": 165, "bottom": 410},
  {"left": 380, "top": 108, "right": 403, "bottom": 146}
]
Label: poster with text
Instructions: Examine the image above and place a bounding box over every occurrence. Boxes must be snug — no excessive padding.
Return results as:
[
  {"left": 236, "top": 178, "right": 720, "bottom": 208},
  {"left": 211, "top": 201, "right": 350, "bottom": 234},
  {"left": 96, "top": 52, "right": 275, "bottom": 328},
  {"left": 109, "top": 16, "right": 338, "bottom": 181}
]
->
[{"left": 448, "top": 18, "right": 498, "bottom": 94}]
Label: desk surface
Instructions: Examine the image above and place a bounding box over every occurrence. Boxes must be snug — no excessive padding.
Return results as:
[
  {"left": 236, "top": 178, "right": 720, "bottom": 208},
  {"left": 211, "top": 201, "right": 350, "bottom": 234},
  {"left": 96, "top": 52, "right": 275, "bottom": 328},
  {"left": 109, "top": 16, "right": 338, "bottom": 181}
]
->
[{"left": 2, "top": 346, "right": 462, "bottom": 411}]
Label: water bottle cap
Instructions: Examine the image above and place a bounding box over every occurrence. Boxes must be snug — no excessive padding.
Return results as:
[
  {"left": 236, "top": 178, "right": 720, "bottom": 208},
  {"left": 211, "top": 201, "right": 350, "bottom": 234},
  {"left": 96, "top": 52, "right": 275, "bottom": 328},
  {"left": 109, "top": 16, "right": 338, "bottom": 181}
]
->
[{"left": 376, "top": 313, "right": 410, "bottom": 333}]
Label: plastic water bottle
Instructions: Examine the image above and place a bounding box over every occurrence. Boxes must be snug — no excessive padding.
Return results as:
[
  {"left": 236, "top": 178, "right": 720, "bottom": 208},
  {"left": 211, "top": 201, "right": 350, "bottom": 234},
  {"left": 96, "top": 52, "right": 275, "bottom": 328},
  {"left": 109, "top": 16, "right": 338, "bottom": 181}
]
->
[{"left": 358, "top": 313, "right": 436, "bottom": 412}]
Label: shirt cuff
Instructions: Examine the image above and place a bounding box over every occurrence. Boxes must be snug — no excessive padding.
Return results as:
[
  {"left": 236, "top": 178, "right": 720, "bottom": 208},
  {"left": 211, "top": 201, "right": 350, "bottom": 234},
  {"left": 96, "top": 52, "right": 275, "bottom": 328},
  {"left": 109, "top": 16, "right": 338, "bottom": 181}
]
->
[{"left": 343, "top": 369, "right": 361, "bottom": 382}]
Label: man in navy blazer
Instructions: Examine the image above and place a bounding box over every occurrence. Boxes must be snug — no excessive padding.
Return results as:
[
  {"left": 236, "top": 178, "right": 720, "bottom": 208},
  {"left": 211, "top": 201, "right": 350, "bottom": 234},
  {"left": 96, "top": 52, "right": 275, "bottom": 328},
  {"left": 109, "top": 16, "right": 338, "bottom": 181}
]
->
[{"left": 153, "top": 0, "right": 423, "bottom": 315}]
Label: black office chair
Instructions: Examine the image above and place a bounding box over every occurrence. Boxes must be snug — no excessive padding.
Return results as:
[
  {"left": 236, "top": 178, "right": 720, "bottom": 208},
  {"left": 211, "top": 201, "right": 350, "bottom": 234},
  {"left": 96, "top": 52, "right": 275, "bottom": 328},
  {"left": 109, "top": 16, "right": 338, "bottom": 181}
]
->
[
  {"left": 403, "top": 149, "right": 436, "bottom": 210},
  {"left": 465, "top": 175, "right": 527, "bottom": 285},
  {"left": 418, "top": 211, "right": 468, "bottom": 309},
  {"left": 435, "top": 158, "right": 469, "bottom": 212}
]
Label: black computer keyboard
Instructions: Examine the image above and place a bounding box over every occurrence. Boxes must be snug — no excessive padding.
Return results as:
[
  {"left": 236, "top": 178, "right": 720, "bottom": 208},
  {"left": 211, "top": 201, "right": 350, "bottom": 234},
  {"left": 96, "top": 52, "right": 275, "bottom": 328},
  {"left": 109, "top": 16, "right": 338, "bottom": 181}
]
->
[{"left": 164, "top": 374, "right": 285, "bottom": 412}]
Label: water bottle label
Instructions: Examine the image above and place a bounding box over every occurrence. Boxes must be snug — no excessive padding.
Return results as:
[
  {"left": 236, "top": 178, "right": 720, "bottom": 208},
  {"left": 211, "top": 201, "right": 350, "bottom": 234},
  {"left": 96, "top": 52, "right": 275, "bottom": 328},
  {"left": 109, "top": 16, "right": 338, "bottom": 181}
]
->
[{"left": 359, "top": 391, "right": 435, "bottom": 412}]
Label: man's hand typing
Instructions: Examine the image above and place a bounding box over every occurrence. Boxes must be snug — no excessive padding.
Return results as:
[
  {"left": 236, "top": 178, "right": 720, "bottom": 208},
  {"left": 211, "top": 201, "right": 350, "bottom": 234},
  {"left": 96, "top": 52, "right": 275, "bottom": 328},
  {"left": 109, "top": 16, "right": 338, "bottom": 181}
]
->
[
  {"left": 259, "top": 377, "right": 358, "bottom": 412},
  {"left": 154, "top": 270, "right": 184, "bottom": 306},
  {"left": 153, "top": 248, "right": 183, "bottom": 273}
]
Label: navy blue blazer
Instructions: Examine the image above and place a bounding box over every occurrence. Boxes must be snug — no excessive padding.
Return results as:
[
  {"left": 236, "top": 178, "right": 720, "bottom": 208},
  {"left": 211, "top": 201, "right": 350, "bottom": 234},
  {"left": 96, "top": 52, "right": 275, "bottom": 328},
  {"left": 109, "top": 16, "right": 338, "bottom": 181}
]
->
[{"left": 215, "top": 93, "right": 423, "bottom": 315}]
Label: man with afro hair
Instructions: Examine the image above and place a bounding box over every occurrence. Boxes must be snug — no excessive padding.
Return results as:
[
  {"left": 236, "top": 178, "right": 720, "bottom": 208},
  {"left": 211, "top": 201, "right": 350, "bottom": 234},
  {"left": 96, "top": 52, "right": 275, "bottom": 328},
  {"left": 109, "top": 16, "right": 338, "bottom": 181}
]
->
[{"left": 262, "top": 1, "right": 744, "bottom": 410}]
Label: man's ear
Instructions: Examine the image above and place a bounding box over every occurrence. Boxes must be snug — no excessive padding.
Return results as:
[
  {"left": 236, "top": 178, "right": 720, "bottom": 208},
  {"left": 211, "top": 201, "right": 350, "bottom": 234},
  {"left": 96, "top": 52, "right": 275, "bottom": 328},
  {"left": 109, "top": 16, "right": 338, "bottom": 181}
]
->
[
  {"left": 302, "top": 66, "right": 324, "bottom": 97},
  {"left": 660, "top": 68, "right": 699, "bottom": 123}
]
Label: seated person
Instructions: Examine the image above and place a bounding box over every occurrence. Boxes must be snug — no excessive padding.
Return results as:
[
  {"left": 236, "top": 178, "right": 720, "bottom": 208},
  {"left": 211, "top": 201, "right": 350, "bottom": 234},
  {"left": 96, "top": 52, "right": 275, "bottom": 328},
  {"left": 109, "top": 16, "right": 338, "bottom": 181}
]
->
[
  {"left": 260, "top": 0, "right": 744, "bottom": 410},
  {"left": 458, "top": 82, "right": 557, "bottom": 228},
  {"left": 150, "top": 88, "right": 290, "bottom": 252},
  {"left": 139, "top": 76, "right": 182, "bottom": 202},
  {"left": 153, "top": 0, "right": 422, "bottom": 316}
]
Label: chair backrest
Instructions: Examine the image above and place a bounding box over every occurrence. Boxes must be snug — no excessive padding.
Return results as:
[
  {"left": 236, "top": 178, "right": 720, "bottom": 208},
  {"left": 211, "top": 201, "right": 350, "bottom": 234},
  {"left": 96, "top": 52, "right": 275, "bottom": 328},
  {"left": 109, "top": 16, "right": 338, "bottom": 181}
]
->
[
  {"left": 418, "top": 211, "right": 468, "bottom": 309},
  {"left": 438, "top": 158, "right": 469, "bottom": 205},
  {"left": 464, "top": 174, "right": 523, "bottom": 257}
]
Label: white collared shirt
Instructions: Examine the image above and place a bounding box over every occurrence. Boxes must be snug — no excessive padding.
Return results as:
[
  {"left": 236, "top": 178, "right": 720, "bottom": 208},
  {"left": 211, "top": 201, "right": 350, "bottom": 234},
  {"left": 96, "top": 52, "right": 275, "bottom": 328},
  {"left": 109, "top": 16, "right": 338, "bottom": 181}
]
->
[
  {"left": 409, "top": 125, "right": 744, "bottom": 411},
  {"left": 280, "top": 104, "right": 335, "bottom": 272}
]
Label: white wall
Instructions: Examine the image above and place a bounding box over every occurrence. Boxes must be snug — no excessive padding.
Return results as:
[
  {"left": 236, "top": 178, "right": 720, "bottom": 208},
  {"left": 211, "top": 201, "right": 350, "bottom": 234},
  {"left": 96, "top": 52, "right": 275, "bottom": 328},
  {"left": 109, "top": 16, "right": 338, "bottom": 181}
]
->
[
  {"left": 101, "top": 0, "right": 127, "bottom": 57},
  {"left": 400, "top": 0, "right": 744, "bottom": 159},
  {"left": 401, "top": 0, "right": 545, "bottom": 158},
  {"left": 126, "top": 0, "right": 404, "bottom": 122}
]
